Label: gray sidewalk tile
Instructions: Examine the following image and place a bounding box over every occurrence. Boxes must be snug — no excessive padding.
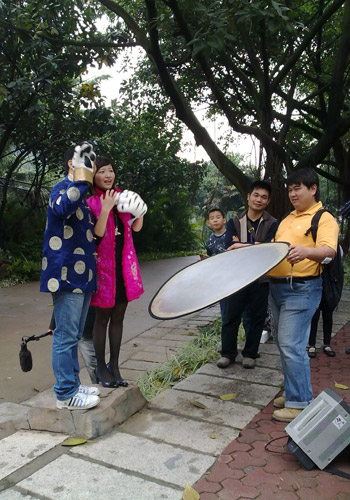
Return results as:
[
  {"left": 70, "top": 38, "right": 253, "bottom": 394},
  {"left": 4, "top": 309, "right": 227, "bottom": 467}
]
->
[
  {"left": 17, "top": 454, "right": 182, "bottom": 500},
  {"left": 174, "top": 372, "right": 279, "bottom": 407},
  {"left": 0, "top": 490, "right": 37, "bottom": 499},
  {"left": 197, "top": 362, "right": 283, "bottom": 387},
  {"left": 74, "top": 432, "right": 215, "bottom": 488},
  {"left": 149, "top": 390, "right": 260, "bottom": 429},
  {"left": 0, "top": 431, "right": 67, "bottom": 481},
  {"left": 120, "top": 409, "right": 239, "bottom": 456}
]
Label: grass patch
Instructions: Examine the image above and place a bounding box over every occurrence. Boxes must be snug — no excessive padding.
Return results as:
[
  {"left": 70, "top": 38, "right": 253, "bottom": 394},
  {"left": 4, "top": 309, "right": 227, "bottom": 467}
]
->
[{"left": 137, "top": 316, "right": 245, "bottom": 401}]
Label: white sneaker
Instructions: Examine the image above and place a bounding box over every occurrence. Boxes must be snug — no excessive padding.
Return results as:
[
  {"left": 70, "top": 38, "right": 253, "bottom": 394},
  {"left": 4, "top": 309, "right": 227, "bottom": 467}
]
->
[
  {"left": 78, "top": 384, "right": 100, "bottom": 397},
  {"left": 56, "top": 392, "right": 100, "bottom": 410}
]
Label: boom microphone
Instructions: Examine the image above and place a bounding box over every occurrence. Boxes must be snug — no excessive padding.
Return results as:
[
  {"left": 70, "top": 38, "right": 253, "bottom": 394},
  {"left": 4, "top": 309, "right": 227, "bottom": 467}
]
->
[{"left": 19, "top": 331, "right": 53, "bottom": 373}]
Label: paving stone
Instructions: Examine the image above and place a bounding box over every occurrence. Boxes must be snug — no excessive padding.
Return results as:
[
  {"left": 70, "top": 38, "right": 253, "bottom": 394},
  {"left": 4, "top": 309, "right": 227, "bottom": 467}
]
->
[
  {"left": 258, "top": 342, "right": 280, "bottom": 355},
  {"left": 17, "top": 454, "right": 181, "bottom": 500},
  {"left": 0, "top": 403, "right": 30, "bottom": 439},
  {"left": 125, "top": 342, "right": 175, "bottom": 354},
  {"left": 129, "top": 350, "right": 170, "bottom": 363},
  {"left": 0, "top": 490, "right": 37, "bottom": 499},
  {"left": 162, "top": 334, "right": 197, "bottom": 343},
  {"left": 242, "top": 467, "right": 281, "bottom": 486},
  {"left": 197, "top": 493, "right": 218, "bottom": 500},
  {"left": 255, "top": 354, "right": 282, "bottom": 370},
  {"left": 254, "top": 482, "right": 279, "bottom": 498},
  {"left": 117, "top": 368, "right": 147, "bottom": 382},
  {"left": 279, "top": 470, "right": 318, "bottom": 489},
  {"left": 229, "top": 451, "right": 267, "bottom": 470},
  {"left": 194, "top": 478, "right": 222, "bottom": 494},
  {"left": 0, "top": 430, "right": 67, "bottom": 481},
  {"left": 204, "top": 463, "right": 237, "bottom": 483},
  {"left": 197, "top": 363, "right": 283, "bottom": 387},
  {"left": 23, "top": 385, "right": 146, "bottom": 439},
  {"left": 140, "top": 327, "right": 171, "bottom": 338},
  {"left": 120, "top": 409, "right": 239, "bottom": 456},
  {"left": 121, "top": 359, "right": 159, "bottom": 371},
  {"left": 154, "top": 339, "right": 187, "bottom": 348},
  {"left": 222, "top": 441, "right": 252, "bottom": 455},
  {"left": 149, "top": 390, "right": 260, "bottom": 430},
  {"left": 74, "top": 431, "right": 215, "bottom": 488},
  {"left": 219, "top": 478, "right": 260, "bottom": 499},
  {"left": 173, "top": 373, "right": 280, "bottom": 407}
]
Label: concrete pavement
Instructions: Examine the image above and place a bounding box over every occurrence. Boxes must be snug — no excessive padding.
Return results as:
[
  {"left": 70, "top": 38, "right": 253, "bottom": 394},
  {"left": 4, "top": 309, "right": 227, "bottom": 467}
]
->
[
  {"left": 0, "top": 259, "right": 349, "bottom": 499},
  {"left": 0, "top": 256, "right": 198, "bottom": 403}
]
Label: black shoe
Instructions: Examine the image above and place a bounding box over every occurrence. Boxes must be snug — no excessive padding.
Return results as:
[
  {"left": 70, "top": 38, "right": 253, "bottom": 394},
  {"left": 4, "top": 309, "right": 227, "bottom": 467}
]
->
[
  {"left": 94, "top": 367, "right": 118, "bottom": 388},
  {"left": 308, "top": 346, "right": 316, "bottom": 358},
  {"left": 323, "top": 345, "right": 336, "bottom": 357},
  {"left": 106, "top": 363, "right": 128, "bottom": 387}
]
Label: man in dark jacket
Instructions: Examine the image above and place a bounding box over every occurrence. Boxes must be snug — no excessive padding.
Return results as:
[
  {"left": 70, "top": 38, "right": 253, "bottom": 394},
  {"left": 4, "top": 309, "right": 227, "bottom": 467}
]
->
[
  {"left": 217, "top": 180, "right": 278, "bottom": 369},
  {"left": 41, "top": 143, "right": 100, "bottom": 410}
]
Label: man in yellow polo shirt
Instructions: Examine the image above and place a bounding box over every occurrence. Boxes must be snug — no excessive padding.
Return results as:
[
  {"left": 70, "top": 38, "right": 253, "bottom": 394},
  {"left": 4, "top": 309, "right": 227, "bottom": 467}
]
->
[{"left": 269, "top": 168, "right": 339, "bottom": 422}]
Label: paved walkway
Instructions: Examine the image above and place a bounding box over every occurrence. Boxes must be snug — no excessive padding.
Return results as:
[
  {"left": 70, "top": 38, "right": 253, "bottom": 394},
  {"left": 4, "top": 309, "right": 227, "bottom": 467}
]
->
[{"left": 0, "top": 264, "right": 349, "bottom": 499}]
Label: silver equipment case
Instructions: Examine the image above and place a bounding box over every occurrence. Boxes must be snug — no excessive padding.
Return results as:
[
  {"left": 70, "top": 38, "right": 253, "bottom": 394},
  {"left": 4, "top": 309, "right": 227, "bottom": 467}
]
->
[{"left": 286, "top": 388, "right": 350, "bottom": 470}]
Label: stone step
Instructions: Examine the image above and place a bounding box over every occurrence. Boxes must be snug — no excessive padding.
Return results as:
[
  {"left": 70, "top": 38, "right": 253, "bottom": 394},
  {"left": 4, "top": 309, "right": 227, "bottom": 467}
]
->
[{"left": 0, "top": 383, "right": 146, "bottom": 440}]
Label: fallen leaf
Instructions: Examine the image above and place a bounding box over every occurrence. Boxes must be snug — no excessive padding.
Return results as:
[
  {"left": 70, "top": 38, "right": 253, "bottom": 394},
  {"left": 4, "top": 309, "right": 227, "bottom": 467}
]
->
[
  {"left": 32, "top": 387, "right": 40, "bottom": 392},
  {"left": 173, "top": 366, "right": 181, "bottom": 376},
  {"left": 189, "top": 400, "right": 207, "bottom": 409},
  {"left": 220, "top": 393, "right": 237, "bottom": 401},
  {"left": 210, "top": 434, "right": 217, "bottom": 439},
  {"left": 334, "top": 381, "right": 349, "bottom": 390},
  {"left": 61, "top": 437, "right": 87, "bottom": 447},
  {"left": 182, "top": 482, "right": 200, "bottom": 500}
]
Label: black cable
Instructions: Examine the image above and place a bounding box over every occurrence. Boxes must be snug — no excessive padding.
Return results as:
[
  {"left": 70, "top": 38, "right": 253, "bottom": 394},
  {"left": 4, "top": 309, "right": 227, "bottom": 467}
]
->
[{"left": 264, "top": 434, "right": 290, "bottom": 454}]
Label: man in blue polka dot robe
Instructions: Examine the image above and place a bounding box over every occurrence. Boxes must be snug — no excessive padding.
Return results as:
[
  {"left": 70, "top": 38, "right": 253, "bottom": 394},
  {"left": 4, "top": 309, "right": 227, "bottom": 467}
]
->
[{"left": 40, "top": 143, "right": 100, "bottom": 410}]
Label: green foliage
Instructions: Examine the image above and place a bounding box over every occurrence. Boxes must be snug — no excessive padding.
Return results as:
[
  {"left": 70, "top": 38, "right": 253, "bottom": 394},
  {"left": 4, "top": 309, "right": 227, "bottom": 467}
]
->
[
  {"left": 138, "top": 317, "right": 222, "bottom": 400},
  {"left": 3, "top": 258, "right": 41, "bottom": 284},
  {"left": 138, "top": 317, "right": 245, "bottom": 400},
  {"left": 0, "top": 243, "right": 41, "bottom": 286},
  {"left": 98, "top": 0, "right": 350, "bottom": 218}
]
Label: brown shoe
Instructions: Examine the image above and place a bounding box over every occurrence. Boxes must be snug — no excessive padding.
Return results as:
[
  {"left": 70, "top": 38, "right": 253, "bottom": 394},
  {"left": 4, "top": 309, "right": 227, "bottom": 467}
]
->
[
  {"left": 272, "top": 408, "right": 303, "bottom": 422},
  {"left": 273, "top": 396, "right": 285, "bottom": 408},
  {"left": 216, "top": 357, "right": 233, "bottom": 368},
  {"left": 242, "top": 357, "right": 256, "bottom": 369}
]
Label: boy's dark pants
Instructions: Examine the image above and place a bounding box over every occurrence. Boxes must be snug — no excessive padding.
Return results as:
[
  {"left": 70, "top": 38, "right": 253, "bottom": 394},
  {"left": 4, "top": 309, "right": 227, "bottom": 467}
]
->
[{"left": 220, "top": 281, "right": 269, "bottom": 360}]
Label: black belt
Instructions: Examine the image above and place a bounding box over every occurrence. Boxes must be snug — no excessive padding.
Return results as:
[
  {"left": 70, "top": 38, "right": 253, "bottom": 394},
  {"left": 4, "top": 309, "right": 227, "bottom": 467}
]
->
[{"left": 270, "top": 276, "right": 319, "bottom": 284}]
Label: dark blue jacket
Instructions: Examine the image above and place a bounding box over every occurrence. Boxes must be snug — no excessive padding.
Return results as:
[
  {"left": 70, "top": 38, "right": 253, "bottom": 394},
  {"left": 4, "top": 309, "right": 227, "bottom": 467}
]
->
[{"left": 40, "top": 176, "right": 96, "bottom": 294}]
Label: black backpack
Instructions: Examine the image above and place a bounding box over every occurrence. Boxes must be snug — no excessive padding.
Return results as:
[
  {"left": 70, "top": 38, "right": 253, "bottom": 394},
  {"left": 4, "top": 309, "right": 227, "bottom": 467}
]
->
[{"left": 305, "top": 209, "right": 344, "bottom": 310}]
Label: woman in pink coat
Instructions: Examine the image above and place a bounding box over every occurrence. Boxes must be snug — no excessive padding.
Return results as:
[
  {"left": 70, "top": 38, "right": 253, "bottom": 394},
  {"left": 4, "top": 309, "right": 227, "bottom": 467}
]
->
[{"left": 87, "top": 156, "right": 146, "bottom": 387}]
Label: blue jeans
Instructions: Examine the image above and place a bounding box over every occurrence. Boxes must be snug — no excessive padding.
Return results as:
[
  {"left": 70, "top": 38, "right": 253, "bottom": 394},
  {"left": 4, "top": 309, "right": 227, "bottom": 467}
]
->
[
  {"left": 269, "top": 278, "right": 322, "bottom": 409},
  {"left": 52, "top": 291, "right": 92, "bottom": 400}
]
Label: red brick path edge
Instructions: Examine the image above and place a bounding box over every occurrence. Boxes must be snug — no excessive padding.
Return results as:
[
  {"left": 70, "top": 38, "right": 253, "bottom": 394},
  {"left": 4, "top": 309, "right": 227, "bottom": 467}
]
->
[{"left": 193, "top": 323, "right": 350, "bottom": 500}]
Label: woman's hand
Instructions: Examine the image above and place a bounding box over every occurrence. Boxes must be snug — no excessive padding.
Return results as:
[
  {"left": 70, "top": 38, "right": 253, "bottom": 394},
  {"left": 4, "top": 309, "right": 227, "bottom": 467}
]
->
[{"left": 100, "top": 189, "right": 117, "bottom": 214}]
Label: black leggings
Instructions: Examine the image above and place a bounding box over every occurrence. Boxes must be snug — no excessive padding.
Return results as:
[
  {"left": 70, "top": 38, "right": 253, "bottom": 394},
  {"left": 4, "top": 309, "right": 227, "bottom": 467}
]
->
[{"left": 93, "top": 301, "right": 128, "bottom": 381}]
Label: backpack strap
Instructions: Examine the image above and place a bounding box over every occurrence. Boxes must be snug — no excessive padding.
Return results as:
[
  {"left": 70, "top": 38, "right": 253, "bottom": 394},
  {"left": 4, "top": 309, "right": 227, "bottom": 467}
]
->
[{"left": 304, "top": 209, "right": 328, "bottom": 242}]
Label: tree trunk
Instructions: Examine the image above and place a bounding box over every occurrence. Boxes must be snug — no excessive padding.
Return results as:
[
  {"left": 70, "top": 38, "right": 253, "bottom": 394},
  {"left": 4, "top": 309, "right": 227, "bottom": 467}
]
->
[{"left": 264, "top": 150, "right": 291, "bottom": 220}]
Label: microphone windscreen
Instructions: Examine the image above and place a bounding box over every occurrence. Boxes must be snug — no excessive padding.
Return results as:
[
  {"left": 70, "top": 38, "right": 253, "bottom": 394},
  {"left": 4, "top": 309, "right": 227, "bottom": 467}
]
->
[{"left": 19, "top": 342, "right": 33, "bottom": 372}]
